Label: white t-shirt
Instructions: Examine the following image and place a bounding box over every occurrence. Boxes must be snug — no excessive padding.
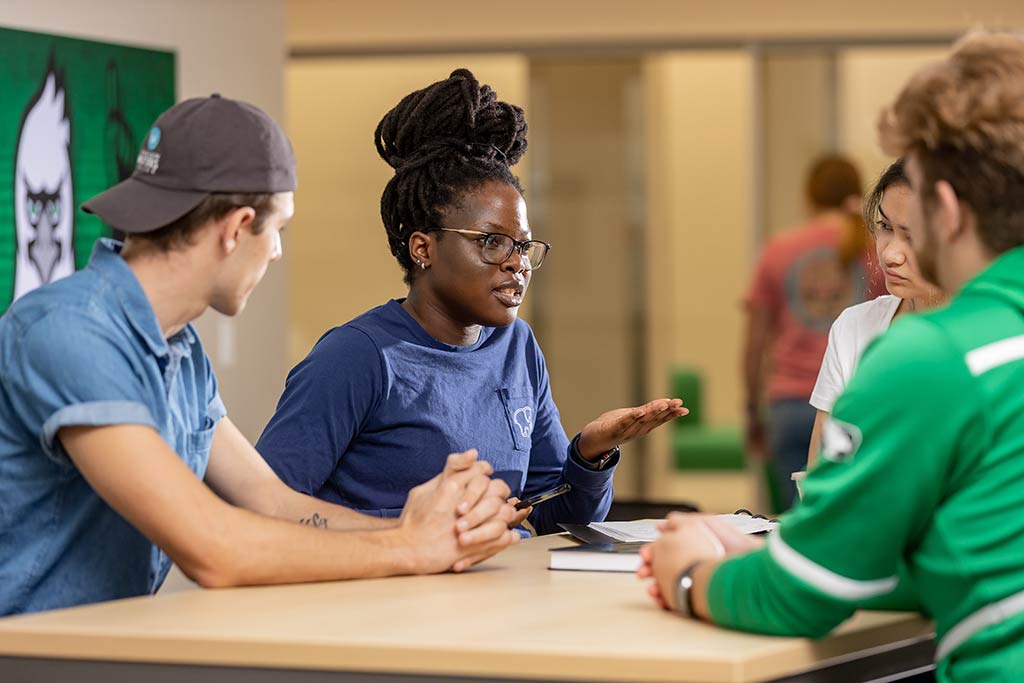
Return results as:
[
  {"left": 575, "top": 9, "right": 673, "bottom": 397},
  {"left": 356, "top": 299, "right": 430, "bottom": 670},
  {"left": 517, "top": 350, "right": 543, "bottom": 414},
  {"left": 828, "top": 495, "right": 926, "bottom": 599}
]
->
[{"left": 809, "top": 295, "right": 902, "bottom": 412}]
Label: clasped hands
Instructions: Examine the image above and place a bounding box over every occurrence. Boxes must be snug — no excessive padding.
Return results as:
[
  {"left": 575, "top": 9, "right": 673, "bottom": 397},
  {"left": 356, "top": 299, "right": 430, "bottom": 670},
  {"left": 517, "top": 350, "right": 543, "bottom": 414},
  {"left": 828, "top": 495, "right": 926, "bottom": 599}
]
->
[
  {"left": 637, "top": 513, "right": 765, "bottom": 613},
  {"left": 400, "top": 448, "right": 539, "bottom": 574}
]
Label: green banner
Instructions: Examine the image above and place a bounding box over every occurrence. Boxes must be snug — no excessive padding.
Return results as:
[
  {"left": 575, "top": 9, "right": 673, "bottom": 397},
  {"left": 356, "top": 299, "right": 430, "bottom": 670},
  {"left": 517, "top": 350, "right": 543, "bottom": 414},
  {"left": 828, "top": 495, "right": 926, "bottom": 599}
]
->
[{"left": 0, "top": 26, "right": 175, "bottom": 312}]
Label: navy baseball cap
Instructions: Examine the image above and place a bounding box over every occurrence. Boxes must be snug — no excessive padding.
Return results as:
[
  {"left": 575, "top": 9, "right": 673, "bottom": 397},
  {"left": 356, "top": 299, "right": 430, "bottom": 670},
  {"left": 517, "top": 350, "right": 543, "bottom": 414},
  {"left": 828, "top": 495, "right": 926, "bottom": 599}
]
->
[{"left": 82, "top": 94, "right": 297, "bottom": 233}]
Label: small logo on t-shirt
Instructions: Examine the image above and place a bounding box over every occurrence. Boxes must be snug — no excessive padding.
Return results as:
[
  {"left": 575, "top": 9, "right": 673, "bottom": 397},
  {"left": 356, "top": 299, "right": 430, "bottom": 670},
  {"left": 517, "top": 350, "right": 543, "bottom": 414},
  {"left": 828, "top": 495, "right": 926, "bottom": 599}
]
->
[
  {"left": 513, "top": 406, "right": 533, "bottom": 438},
  {"left": 821, "top": 417, "right": 862, "bottom": 463}
]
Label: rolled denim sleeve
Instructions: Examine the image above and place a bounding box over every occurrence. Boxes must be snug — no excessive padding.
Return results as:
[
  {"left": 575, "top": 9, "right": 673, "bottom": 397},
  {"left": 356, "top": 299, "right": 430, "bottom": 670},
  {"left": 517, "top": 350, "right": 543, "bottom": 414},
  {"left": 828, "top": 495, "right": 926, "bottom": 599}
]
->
[{"left": 5, "top": 312, "right": 157, "bottom": 464}]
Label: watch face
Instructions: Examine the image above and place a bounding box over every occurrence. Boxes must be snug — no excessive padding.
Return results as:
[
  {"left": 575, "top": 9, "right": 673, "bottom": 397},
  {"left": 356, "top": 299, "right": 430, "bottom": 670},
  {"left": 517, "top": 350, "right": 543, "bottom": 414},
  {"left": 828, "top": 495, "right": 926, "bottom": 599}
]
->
[
  {"left": 675, "top": 567, "right": 698, "bottom": 617},
  {"left": 599, "top": 446, "right": 619, "bottom": 469}
]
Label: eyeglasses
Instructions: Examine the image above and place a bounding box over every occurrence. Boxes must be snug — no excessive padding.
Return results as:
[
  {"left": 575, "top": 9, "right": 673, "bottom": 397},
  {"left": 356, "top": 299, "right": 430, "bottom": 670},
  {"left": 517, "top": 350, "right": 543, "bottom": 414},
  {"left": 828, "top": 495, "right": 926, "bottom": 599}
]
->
[{"left": 427, "top": 228, "right": 551, "bottom": 271}]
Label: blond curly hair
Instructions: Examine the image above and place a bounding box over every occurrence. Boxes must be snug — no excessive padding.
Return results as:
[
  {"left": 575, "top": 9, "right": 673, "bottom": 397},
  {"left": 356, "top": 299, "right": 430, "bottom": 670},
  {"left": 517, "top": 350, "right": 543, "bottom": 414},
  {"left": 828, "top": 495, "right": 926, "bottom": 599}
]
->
[{"left": 878, "top": 31, "right": 1024, "bottom": 253}]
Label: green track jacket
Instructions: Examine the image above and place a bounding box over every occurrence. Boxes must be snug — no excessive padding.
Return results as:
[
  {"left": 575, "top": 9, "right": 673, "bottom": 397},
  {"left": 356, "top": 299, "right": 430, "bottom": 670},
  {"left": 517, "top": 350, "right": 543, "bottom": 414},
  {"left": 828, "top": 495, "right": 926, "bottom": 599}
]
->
[{"left": 709, "top": 246, "right": 1024, "bottom": 682}]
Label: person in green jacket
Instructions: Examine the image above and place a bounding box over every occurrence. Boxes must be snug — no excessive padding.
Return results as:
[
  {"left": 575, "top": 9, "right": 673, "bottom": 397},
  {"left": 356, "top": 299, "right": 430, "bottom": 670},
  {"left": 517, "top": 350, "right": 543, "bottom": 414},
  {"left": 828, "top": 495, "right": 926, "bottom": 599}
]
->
[{"left": 640, "top": 31, "right": 1024, "bottom": 682}]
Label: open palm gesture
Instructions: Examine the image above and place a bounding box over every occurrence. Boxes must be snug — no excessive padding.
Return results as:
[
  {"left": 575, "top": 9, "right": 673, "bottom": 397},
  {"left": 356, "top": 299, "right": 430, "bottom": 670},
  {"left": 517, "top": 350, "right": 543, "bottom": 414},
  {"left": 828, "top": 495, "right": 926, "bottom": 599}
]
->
[{"left": 577, "top": 398, "right": 688, "bottom": 461}]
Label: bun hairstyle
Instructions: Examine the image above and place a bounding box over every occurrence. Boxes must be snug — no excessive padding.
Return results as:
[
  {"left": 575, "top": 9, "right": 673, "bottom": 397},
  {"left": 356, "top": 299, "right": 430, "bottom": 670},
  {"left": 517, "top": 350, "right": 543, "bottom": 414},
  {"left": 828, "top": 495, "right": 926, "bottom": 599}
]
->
[{"left": 375, "top": 68, "right": 528, "bottom": 282}]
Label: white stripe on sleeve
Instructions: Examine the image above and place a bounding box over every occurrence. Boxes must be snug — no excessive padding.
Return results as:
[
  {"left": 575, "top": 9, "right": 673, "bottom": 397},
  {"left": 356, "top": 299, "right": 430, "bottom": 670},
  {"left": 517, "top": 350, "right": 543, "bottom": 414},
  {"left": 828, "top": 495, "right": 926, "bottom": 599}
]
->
[{"left": 767, "top": 533, "right": 898, "bottom": 601}]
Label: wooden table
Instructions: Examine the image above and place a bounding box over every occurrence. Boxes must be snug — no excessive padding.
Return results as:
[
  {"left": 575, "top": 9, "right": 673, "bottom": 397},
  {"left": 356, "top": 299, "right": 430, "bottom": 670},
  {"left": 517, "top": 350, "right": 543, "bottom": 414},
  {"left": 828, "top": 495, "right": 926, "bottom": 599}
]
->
[{"left": 0, "top": 534, "right": 934, "bottom": 683}]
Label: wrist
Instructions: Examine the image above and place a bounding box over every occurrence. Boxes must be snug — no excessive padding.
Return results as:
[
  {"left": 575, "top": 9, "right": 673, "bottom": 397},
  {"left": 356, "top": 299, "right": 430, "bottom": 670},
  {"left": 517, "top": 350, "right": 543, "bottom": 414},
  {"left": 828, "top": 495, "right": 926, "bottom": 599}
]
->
[
  {"left": 575, "top": 431, "right": 601, "bottom": 462},
  {"left": 672, "top": 561, "right": 701, "bottom": 617},
  {"left": 689, "top": 560, "right": 718, "bottom": 621},
  {"left": 385, "top": 525, "right": 425, "bottom": 575},
  {"left": 672, "top": 558, "right": 720, "bottom": 620},
  {"left": 572, "top": 433, "right": 618, "bottom": 470}
]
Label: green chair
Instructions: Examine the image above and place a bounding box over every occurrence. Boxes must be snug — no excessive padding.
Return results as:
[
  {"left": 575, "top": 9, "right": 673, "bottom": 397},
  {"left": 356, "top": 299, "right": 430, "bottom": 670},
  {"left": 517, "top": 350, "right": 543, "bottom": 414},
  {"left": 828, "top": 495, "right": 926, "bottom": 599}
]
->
[
  {"left": 670, "top": 366, "right": 787, "bottom": 514},
  {"left": 670, "top": 367, "right": 746, "bottom": 471}
]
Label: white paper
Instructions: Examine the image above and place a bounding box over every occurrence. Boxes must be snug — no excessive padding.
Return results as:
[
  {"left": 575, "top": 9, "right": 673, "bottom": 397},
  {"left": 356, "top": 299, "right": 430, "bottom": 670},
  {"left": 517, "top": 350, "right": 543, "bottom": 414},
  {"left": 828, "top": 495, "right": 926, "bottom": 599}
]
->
[
  {"left": 588, "top": 515, "right": 776, "bottom": 542},
  {"left": 589, "top": 520, "right": 661, "bottom": 542}
]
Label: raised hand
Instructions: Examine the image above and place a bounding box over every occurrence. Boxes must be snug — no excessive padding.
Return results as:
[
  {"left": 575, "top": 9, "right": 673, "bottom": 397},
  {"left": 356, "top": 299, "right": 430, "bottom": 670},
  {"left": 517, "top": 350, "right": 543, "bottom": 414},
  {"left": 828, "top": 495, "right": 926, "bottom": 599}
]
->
[{"left": 577, "top": 398, "right": 688, "bottom": 460}]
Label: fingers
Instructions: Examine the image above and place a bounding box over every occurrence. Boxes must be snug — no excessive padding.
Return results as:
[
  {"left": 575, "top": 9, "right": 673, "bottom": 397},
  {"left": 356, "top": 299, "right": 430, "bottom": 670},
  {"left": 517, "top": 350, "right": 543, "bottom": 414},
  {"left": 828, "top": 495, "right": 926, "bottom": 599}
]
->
[
  {"left": 628, "top": 400, "right": 687, "bottom": 436},
  {"left": 456, "top": 469, "right": 500, "bottom": 515},
  {"left": 645, "top": 581, "right": 668, "bottom": 610},
  {"left": 456, "top": 479, "right": 511, "bottom": 531},
  {"left": 459, "top": 517, "right": 517, "bottom": 549},
  {"left": 637, "top": 543, "right": 654, "bottom": 578},
  {"left": 452, "top": 530, "right": 520, "bottom": 572},
  {"left": 444, "top": 460, "right": 494, "bottom": 488},
  {"left": 651, "top": 399, "right": 688, "bottom": 423},
  {"left": 440, "top": 452, "right": 494, "bottom": 494},
  {"left": 702, "top": 515, "right": 767, "bottom": 554},
  {"left": 458, "top": 503, "right": 515, "bottom": 545},
  {"left": 662, "top": 511, "right": 696, "bottom": 531},
  {"left": 609, "top": 399, "right": 689, "bottom": 445},
  {"left": 637, "top": 398, "right": 683, "bottom": 418},
  {"left": 639, "top": 540, "right": 671, "bottom": 610},
  {"left": 507, "top": 504, "right": 532, "bottom": 529},
  {"left": 407, "top": 457, "right": 496, "bottom": 514},
  {"left": 443, "top": 449, "right": 480, "bottom": 473}
]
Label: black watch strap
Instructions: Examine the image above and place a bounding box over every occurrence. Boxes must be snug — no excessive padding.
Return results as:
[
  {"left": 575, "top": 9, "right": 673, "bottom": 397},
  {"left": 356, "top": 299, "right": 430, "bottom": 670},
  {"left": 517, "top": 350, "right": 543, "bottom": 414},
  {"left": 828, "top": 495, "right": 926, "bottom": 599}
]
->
[
  {"left": 673, "top": 561, "right": 703, "bottom": 618},
  {"left": 570, "top": 433, "right": 619, "bottom": 471}
]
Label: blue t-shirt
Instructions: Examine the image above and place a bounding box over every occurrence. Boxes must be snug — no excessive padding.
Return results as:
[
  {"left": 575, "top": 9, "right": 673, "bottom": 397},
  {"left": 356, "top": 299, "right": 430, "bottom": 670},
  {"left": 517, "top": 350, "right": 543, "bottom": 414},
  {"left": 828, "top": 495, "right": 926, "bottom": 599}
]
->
[
  {"left": 0, "top": 239, "right": 225, "bottom": 615},
  {"left": 257, "top": 299, "right": 615, "bottom": 535}
]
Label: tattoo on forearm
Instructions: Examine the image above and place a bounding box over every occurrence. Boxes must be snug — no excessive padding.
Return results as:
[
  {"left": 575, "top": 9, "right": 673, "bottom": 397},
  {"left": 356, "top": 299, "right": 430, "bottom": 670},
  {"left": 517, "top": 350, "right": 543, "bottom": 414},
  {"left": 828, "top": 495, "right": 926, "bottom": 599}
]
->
[{"left": 299, "top": 512, "right": 328, "bottom": 529}]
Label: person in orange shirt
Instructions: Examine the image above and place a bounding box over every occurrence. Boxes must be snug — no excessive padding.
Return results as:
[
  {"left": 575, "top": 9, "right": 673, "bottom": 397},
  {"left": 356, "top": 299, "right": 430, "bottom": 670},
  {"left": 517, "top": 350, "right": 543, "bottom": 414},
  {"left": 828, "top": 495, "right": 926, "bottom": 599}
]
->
[{"left": 743, "top": 156, "right": 882, "bottom": 509}]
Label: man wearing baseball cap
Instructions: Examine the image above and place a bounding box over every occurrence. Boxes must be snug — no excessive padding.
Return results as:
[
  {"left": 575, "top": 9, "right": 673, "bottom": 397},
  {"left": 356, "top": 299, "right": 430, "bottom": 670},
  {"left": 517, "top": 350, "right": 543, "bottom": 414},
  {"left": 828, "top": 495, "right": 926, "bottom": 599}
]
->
[{"left": 0, "top": 95, "right": 518, "bottom": 615}]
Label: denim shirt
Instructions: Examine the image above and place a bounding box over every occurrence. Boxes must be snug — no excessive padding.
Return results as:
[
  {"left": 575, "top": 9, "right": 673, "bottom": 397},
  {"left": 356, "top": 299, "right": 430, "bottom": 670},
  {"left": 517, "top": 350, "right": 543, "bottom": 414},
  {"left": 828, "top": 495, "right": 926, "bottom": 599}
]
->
[{"left": 0, "top": 239, "right": 225, "bottom": 615}]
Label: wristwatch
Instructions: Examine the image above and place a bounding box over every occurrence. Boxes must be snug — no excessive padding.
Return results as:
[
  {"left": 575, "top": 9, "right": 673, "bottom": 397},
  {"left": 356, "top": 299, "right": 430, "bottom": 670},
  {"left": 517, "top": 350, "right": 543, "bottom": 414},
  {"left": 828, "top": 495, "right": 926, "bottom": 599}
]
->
[
  {"left": 570, "top": 433, "right": 619, "bottom": 471},
  {"left": 673, "top": 562, "right": 702, "bottom": 618}
]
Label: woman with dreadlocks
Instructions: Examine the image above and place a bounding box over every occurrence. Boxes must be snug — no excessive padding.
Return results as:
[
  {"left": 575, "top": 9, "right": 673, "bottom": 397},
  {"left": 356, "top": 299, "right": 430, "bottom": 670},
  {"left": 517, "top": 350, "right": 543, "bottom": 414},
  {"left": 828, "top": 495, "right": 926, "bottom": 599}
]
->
[{"left": 257, "top": 69, "right": 686, "bottom": 536}]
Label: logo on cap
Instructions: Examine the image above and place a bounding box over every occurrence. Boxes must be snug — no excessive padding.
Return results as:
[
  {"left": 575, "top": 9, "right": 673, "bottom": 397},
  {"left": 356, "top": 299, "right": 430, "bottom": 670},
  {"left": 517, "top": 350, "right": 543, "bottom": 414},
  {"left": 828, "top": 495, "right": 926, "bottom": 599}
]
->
[{"left": 136, "top": 129, "right": 161, "bottom": 175}]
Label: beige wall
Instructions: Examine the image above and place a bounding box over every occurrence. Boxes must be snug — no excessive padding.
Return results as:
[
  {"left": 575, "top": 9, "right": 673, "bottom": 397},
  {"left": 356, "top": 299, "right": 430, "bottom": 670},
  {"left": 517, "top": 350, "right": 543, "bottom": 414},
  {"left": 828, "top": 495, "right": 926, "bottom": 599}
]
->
[
  {"left": 762, "top": 53, "right": 836, "bottom": 237},
  {"left": 838, "top": 46, "right": 951, "bottom": 186},
  {"left": 644, "top": 52, "right": 758, "bottom": 508},
  {"left": 289, "top": 0, "right": 1023, "bottom": 51},
  {"left": 0, "top": 0, "right": 289, "bottom": 442},
  {"left": 527, "top": 59, "right": 644, "bottom": 498},
  {"left": 284, "top": 55, "right": 528, "bottom": 365}
]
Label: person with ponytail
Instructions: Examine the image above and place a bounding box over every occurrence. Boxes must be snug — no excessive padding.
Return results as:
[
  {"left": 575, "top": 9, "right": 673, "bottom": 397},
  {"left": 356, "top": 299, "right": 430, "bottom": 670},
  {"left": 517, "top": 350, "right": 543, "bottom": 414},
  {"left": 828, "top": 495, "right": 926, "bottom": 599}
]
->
[
  {"left": 805, "top": 159, "right": 947, "bottom": 468},
  {"left": 257, "top": 69, "right": 686, "bottom": 536},
  {"left": 743, "top": 155, "right": 879, "bottom": 509}
]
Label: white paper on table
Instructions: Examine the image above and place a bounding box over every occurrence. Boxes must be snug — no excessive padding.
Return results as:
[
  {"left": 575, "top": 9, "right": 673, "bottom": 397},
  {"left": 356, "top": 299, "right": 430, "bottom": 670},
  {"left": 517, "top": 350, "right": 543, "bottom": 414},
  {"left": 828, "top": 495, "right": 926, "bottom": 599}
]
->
[{"left": 588, "top": 515, "right": 776, "bottom": 542}]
